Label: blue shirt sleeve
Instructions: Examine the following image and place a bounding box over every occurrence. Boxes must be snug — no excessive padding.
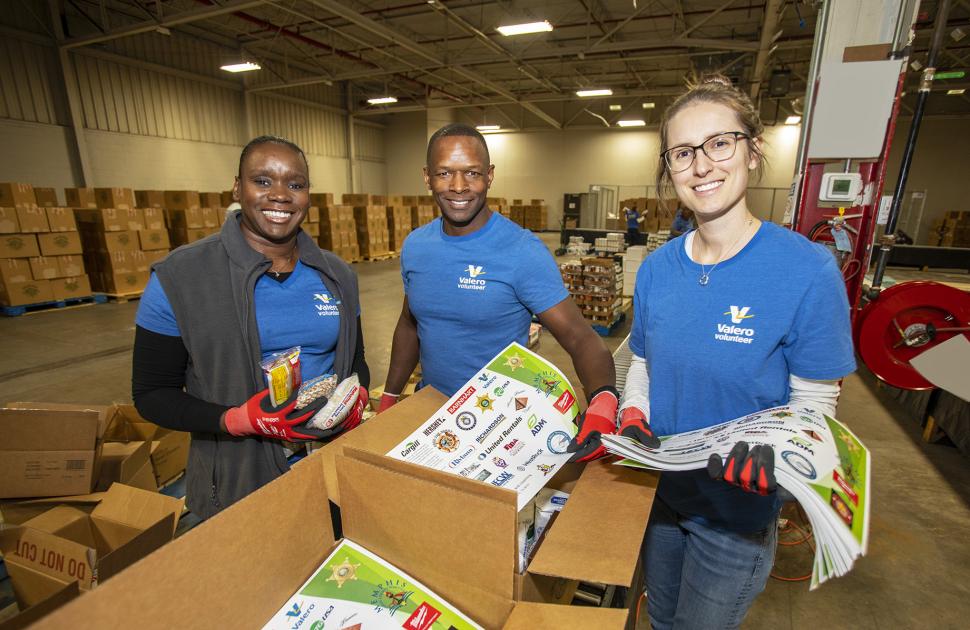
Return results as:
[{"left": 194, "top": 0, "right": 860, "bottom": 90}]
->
[
  {"left": 135, "top": 273, "right": 181, "bottom": 337},
  {"left": 783, "top": 256, "right": 857, "bottom": 379},
  {"left": 515, "top": 233, "right": 569, "bottom": 315},
  {"left": 629, "top": 263, "right": 650, "bottom": 357}
]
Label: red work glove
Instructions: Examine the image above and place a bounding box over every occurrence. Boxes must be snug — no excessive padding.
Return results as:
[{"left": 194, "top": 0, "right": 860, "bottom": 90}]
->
[
  {"left": 223, "top": 389, "right": 326, "bottom": 441},
  {"left": 708, "top": 441, "right": 777, "bottom": 496},
  {"left": 617, "top": 407, "right": 661, "bottom": 449},
  {"left": 566, "top": 386, "right": 619, "bottom": 462},
  {"left": 378, "top": 392, "right": 399, "bottom": 413}
]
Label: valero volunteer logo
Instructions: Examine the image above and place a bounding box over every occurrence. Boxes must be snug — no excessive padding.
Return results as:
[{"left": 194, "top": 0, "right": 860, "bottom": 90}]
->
[
  {"left": 715, "top": 305, "right": 756, "bottom": 345},
  {"left": 459, "top": 264, "right": 487, "bottom": 291},
  {"left": 314, "top": 292, "right": 340, "bottom": 317}
]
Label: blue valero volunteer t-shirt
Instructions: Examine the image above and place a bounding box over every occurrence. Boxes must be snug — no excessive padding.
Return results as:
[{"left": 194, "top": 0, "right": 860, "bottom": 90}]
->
[
  {"left": 402, "top": 212, "right": 568, "bottom": 396},
  {"left": 136, "top": 260, "right": 343, "bottom": 380},
  {"left": 629, "top": 221, "right": 856, "bottom": 532}
]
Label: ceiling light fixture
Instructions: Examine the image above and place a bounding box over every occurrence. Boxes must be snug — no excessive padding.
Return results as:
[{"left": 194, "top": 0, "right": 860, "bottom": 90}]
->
[
  {"left": 617, "top": 119, "right": 645, "bottom": 127},
  {"left": 367, "top": 96, "right": 398, "bottom": 105},
  {"left": 497, "top": 20, "right": 553, "bottom": 36},
  {"left": 642, "top": 102, "right": 656, "bottom": 109},
  {"left": 476, "top": 125, "right": 501, "bottom": 131},
  {"left": 946, "top": 88, "right": 966, "bottom": 95},
  {"left": 576, "top": 88, "right": 612, "bottom": 97},
  {"left": 785, "top": 115, "right": 802, "bottom": 125},
  {"left": 609, "top": 104, "right": 622, "bottom": 111},
  {"left": 220, "top": 62, "right": 261, "bottom": 73}
]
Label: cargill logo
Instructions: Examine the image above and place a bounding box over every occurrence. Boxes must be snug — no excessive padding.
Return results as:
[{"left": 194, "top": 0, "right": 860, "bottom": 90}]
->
[
  {"left": 466, "top": 264, "right": 485, "bottom": 278},
  {"left": 724, "top": 305, "right": 754, "bottom": 324}
]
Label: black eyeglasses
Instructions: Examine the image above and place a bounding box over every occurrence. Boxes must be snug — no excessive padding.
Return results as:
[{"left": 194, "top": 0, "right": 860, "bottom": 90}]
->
[{"left": 661, "top": 131, "right": 750, "bottom": 173}]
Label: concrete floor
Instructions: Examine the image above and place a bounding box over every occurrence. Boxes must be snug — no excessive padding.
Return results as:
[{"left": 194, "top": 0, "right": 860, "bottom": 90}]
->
[{"left": 1, "top": 233, "right": 968, "bottom": 628}]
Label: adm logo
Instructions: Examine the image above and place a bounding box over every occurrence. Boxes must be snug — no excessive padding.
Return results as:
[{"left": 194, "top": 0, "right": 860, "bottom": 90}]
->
[{"left": 528, "top": 414, "right": 548, "bottom": 436}]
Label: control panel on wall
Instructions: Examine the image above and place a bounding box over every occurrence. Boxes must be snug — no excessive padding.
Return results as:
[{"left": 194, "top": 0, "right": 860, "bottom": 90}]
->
[{"left": 819, "top": 172, "right": 863, "bottom": 206}]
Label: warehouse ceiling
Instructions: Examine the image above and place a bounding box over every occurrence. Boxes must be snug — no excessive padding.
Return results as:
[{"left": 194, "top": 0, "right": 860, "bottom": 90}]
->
[{"left": 31, "top": 0, "right": 970, "bottom": 128}]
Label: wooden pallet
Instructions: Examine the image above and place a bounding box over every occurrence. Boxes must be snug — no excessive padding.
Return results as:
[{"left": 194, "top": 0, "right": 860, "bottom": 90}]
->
[
  {"left": 588, "top": 311, "right": 626, "bottom": 337},
  {"left": 361, "top": 251, "right": 400, "bottom": 262},
  {"left": 0, "top": 294, "right": 107, "bottom": 317},
  {"left": 98, "top": 290, "right": 144, "bottom": 304}
]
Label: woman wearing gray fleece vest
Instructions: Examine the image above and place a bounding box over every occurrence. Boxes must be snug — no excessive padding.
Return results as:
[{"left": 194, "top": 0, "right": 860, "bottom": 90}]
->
[{"left": 132, "top": 136, "right": 369, "bottom": 520}]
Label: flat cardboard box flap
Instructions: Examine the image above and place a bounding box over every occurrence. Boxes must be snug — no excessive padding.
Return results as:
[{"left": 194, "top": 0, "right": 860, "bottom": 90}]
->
[
  {"left": 502, "top": 602, "right": 627, "bottom": 629},
  {"left": 92, "top": 482, "right": 182, "bottom": 536},
  {"left": 0, "top": 562, "right": 79, "bottom": 630},
  {"left": 0, "top": 407, "right": 102, "bottom": 451},
  {"left": 338, "top": 448, "right": 517, "bottom": 630},
  {"left": 321, "top": 386, "right": 449, "bottom": 504},
  {"left": 31, "top": 451, "right": 336, "bottom": 628},
  {"left": 527, "top": 459, "right": 658, "bottom": 587}
]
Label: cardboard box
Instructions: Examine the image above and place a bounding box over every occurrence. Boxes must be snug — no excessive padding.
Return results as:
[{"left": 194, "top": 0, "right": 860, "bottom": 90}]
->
[
  {"left": 0, "top": 207, "right": 20, "bottom": 233},
  {"left": 137, "top": 228, "right": 170, "bottom": 250},
  {"left": 0, "top": 233, "right": 40, "bottom": 258},
  {"left": 220, "top": 190, "right": 234, "bottom": 207},
  {"left": 320, "top": 388, "right": 657, "bottom": 604},
  {"left": 168, "top": 225, "right": 210, "bottom": 246},
  {"left": 94, "top": 441, "right": 158, "bottom": 493},
  {"left": 31, "top": 448, "right": 628, "bottom": 629},
  {"left": 0, "top": 405, "right": 105, "bottom": 498},
  {"left": 309, "top": 192, "right": 334, "bottom": 207},
  {"left": 94, "top": 187, "right": 134, "bottom": 210},
  {"left": 28, "top": 256, "right": 59, "bottom": 280},
  {"left": 0, "top": 563, "right": 79, "bottom": 630},
  {"left": 104, "top": 404, "right": 191, "bottom": 486},
  {"left": 74, "top": 208, "right": 131, "bottom": 232},
  {"left": 141, "top": 207, "right": 165, "bottom": 230},
  {"left": 44, "top": 208, "right": 77, "bottom": 232},
  {"left": 93, "top": 251, "right": 136, "bottom": 275},
  {"left": 0, "top": 183, "right": 36, "bottom": 209},
  {"left": 199, "top": 192, "right": 221, "bottom": 209},
  {"left": 0, "top": 493, "right": 104, "bottom": 527},
  {"left": 342, "top": 193, "right": 371, "bottom": 205},
  {"left": 0, "top": 483, "right": 183, "bottom": 591},
  {"left": 0, "top": 278, "right": 54, "bottom": 307},
  {"left": 166, "top": 207, "right": 204, "bottom": 229},
  {"left": 33, "top": 187, "right": 59, "bottom": 207},
  {"left": 37, "top": 232, "right": 83, "bottom": 256},
  {"left": 0, "top": 258, "right": 32, "bottom": 285},
  {"left": 98, "top": 270, "right": 149, "bottom": 294},
  {"left": 200, "top": 206, "right": 219, "bottom": 228},
  {"left": 16, "top": 207, "right": 49, "bottom": 233},
  {"left": 134, "top": 190, "right": 165, "bottom": 208},
  {"left": 50, "top": 276, "right": 92, "bottom": 301},
  {"left": 96, "top": 230, "right": 139, "bottom": 253},
  {"left": 305, "top": 206, "right": 320, "bottom": 223},
  {"left": 56, "top": 255, "right": 84, "bottom": 277},
  {"left": 164, "top": 190, "right": 201, "bottom": 210},
  {"left": 64, "top": 188, "right": 97, "bottom": 209}
]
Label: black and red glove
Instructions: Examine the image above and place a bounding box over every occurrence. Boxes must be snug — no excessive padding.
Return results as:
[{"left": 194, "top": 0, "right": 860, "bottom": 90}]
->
[
  {"left": 566, "top": 386, "right": 619, "bottom": 462},
  {"left": 707, "top": 441, "right": 777, "bottom": 496},
  {"left": 377, "top": 391, "right": 399, "bottom": 413},
  {"left": 223, "top": 389, "right": 327, "bottom": 441},
  {"left": 617, "top": 407, "right": 661, "bottom": 449}
]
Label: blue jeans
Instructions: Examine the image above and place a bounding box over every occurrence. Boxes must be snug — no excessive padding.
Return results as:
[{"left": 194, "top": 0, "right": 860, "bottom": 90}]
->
[{"left": 644, "top": 497, "right": 777, "bottom": 630}]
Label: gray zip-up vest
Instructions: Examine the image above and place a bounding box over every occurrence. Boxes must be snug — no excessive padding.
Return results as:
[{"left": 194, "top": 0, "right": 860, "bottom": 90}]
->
[{"left": 153, "top": 211, "right": 359, "bottom": 520}]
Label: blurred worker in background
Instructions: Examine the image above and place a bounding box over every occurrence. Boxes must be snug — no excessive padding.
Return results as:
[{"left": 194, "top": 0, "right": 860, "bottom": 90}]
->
[
  {"left": 611, "top": 76, "right": 855, "bottom": 629},
  {"left": 624, "top": 205, "right": 644, "bottom": 245},
  {"left": 669, "top": 205, "right": 695, "bottom": 237},
  {"left": 132, "top": 135, "right": 369, "bottom": 520},
  {"left": 379, "top": 123, "right": 617, "bottom": 462}
]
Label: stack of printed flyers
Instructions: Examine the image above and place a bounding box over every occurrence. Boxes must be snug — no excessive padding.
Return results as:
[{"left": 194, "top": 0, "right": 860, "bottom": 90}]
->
[
  {"left": 262, "top": 539, "right": 482, "bottom": 629},
  {"left": 387, "top": 342, "right": 580, "bottom": 512},
  {"left": 601, "top": 406, "right": 871, "bottom": 589}
]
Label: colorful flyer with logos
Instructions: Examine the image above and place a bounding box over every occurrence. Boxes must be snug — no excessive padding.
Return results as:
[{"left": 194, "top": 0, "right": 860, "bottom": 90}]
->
[
  {"left": 262, "top": 539, "right": 483, "bottom": 630},
  {"left": 387, "top": 342, "right": 580, "bottom": 511}
]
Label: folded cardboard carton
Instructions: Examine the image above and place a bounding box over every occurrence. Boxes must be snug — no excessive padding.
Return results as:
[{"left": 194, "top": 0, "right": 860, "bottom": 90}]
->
[
  {"left": 31, "top": 449, "right": 627, "bottom": 629},
  {"left": 320, "top": 387, "right": 657, "bottom": 605},
  {"left": 0, "top": 562, "right": 79, "bottom": 630},
  {"left": 0, "top": 403, "right": 107, "bottom": 498},
  {"left": 94, "top": 441, "right": 158, "bottom": 493},
  {"left": 0, "top": 483, "right": 183, "bottom": 591},
  {"left": 103, "top": 404, "right": 190, "bottom": 486},
  {"left": 0, "top": 234, "right": 39, "bottom": 258},
  {"left": 0, "top": 492, "right": 103, "bottom": 526}
]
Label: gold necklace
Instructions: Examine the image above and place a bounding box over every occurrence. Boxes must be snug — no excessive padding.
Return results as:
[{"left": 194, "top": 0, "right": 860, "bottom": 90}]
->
[
  {"left": 268, "top": 247, "right": 298, "bottom": 277},
  {"left": 698, "top": 219, "right": 753, "bottom": 286}
]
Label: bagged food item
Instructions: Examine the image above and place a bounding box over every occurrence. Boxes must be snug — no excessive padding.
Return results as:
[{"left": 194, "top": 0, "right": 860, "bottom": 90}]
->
[
  {"left": 261, "top": 347, "right": 302, "bottom": 407},
  {"left": 517, "top": 498, "right": 537, "bottom": 574},
  {"left": 306, "top": 374, "right": 360, "bottom": 430},
  {"left": 534, "top": 488, "right": 569, "bottom": 542},
  {"left": 295, "top": 373, "right": 338, "bottom": 409}
]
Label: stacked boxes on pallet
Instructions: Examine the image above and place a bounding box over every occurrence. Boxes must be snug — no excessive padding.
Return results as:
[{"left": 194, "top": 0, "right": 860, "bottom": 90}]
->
[
  {"left": 164, "top": 190, "right": 220, "bottom": 247},
  {"left": 302, "top": 204, "right": 320, "bottom": 240},
  {"left": 508, "top": 199, "right": 547, "bottom": 231},
  {"left": 932, "top": 211, "right": 970, "bottom": 247},
  {"left": 345, "top": 194, "right": 390, "bottom": 259},
  {"left": 487, "top": 196, "right": 510, "bottom": 219},
  {"left": 75, "top": 188, "right": 156, "bottom": 295},
  {"left": 385, "top": 196, "right": 413, "bottom": 252},
  {"left": 560, "top": 257, "right": 622, "bottom": 327},
  {"left": 315, "top": 205, "right": 360, "bottom": 264},
  {"left": 0, "top": 183, "right": 88, "bottom": 306},
  {"left": 622, "top": 246, "right": 647, "bottom": 297},
  {"left": 594, "top": 232, "right": 627, "bottom": 254}
]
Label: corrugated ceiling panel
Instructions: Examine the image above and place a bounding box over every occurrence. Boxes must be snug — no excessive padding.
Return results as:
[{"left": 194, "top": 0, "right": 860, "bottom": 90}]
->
[
  {"left": 276, "top": 83, "right": 345, "bottom": 110},
  {"left": 0, "top": 37, "right": 66, "bottom": 125},
  {"left": 105, "top": 31, "right": 229, "bottom": 80},
  {"left": 72, "top": 54, "right": 241, "bottom": 144},
  {"left": 252, "top": 95, "right": 347, "bottom": 157},
  {"left": 0, "top": 1, "right": 54, "bottom": 36},
  {"left": 354, "top": 124, "right": 385, "bottom": 162}
]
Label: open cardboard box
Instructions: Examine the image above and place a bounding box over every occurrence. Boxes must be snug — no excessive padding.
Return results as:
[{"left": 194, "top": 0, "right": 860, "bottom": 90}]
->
[
  {"left": 320, "top": 387, "right": 658, "bottom": 604},
  {"left": 0, "top": 493, "right": 103, "bottom": 526},
  {"left": 0, "top": 403, "right": 108, "bottom": 499},
  {"left": 0, "top": 483, "right": 183, "bottom": 591},
  {"left": 29, "top": 448, "right": 629, "bottom": 629},
  {"left": 94, "top": 441, "right": 157, "bottom": 493},
  {"left": 103, "top": 404, "right": 190, "bottom": 486},
  {"left": 0, "top": 563, "right": 79, "bottom": 630}
]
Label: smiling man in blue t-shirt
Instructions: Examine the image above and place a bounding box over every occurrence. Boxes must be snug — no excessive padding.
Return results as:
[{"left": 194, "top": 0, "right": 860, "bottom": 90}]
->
[{"left": 379, "top": 124, "right": 618, "bottom": 461}]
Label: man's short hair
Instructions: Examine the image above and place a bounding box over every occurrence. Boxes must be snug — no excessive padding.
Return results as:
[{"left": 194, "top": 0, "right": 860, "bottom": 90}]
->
[{"left": 426, "top": 123, "right": 490, "bottom": 167}]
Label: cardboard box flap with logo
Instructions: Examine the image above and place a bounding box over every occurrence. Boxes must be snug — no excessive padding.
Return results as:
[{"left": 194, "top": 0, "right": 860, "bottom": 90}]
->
[
  {"left": 0, "top": 483, "right": 183, "bottom": 592},
  {"left": 319, "top": 386, "right": 658, "bottom": 599},
  {"left": 31, "top": 447, "right": 627, "bottom": 629}
]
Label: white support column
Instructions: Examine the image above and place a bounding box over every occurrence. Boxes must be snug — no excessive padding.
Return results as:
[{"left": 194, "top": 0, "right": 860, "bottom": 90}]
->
[
  {"left": 346, "top": 84, "right": 357, "bottom": 194},
  {"left": 49, "top": 0, "right": 93, "bottom": 185}
]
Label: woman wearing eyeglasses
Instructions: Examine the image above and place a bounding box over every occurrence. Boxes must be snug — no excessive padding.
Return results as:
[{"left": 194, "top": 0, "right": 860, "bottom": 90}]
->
[{"left": 616, "top": 76, "right": 856, "bottom": 628}]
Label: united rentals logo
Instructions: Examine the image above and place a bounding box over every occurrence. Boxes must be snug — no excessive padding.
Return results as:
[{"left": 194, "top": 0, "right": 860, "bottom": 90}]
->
[
  {"left": 715, "top": 306, "right": 756, "bottom": 345},
  {"left": 458, "top": 264, "right": 486, "bottom": 291}
]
